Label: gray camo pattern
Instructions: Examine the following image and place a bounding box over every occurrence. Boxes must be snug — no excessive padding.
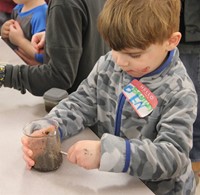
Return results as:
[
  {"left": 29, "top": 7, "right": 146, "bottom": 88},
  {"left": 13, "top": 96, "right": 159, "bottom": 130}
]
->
[{"left": 42, "top": 48, "right": 197, "bottom": 194}]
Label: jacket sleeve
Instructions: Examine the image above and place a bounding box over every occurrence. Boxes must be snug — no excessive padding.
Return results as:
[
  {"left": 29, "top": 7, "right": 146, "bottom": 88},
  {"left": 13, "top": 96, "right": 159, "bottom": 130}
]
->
[
  {"left": 4, "top": 1, "right": 85, "bottom": 96},
  {"left": 43, "top": 56, "right": 104, "bottom": 140}
]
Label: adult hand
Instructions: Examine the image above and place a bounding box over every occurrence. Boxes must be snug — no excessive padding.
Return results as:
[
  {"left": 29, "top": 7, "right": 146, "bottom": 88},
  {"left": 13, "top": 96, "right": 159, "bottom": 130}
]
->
[
  {"left": 0, "top": 19, "right": 15, "bottom": 38},
  {"left": 31, "top": 31, "right": 46, "bottom": 53},
  {"left": 67, "top": 140, "right": 101, "bottom": 170}
]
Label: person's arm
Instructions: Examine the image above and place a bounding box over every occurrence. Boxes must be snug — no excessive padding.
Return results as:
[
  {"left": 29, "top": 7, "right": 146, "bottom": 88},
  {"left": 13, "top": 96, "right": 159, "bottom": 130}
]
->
[
  {"left": 21, "top": 57, "right": 103, "bottom": 169},
  {"left": 3, "top": 0, "right": 85, "bottom": 96},
  {"left": 9, "top": 21, "right": 38, "bottom": 62},
  {"left": 15, "top": 48, "right": 40, "bottom": 65}
]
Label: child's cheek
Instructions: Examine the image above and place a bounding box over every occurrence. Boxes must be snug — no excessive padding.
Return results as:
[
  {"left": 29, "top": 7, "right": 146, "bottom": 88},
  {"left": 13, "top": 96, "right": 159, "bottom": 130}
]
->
[{"left": 141, "top": 66, "right": 150, "bottom": 73}]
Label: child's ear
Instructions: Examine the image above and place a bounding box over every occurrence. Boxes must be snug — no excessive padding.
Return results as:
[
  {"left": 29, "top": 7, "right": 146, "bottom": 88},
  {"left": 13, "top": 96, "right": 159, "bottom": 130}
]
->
[{"left": 166, "top": 32, "right": 182, "bottom": 51}]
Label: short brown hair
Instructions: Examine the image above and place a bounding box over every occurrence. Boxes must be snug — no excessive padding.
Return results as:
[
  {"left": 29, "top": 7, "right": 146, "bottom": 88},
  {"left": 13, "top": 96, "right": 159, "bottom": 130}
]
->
[{"left": 98, "top": 0, "right": 181, "bottom": 50}]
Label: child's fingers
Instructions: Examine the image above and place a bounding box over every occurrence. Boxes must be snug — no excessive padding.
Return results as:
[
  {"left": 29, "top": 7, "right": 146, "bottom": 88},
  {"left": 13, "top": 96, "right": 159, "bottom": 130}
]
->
[
  {"left": 23, "top": 154, "right": 35, "bottom": 168},
  {"left": 22, "top": 145, "right": 33, "bottom": 157}
]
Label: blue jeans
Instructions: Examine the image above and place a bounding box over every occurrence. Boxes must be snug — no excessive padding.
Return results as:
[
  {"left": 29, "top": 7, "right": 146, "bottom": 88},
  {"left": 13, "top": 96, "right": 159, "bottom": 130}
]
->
[{"left": 179, "top": 43, "right": 200, "bottom": 162}]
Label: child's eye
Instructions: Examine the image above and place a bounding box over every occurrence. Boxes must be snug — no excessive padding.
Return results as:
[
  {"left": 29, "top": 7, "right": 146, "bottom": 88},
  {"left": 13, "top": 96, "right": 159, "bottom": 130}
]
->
[{"left": 130, "top": 54, "right": 141, "bottom": 58}]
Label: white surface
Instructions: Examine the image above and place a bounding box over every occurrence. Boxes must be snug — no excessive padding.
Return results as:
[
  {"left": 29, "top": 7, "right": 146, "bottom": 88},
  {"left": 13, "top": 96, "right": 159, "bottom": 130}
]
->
[
  {"left": 0, "top": 38, "right": 154, "bottom": 195},
  {"left": 0, "top": 38, "right": 25, "bottom": 64}
]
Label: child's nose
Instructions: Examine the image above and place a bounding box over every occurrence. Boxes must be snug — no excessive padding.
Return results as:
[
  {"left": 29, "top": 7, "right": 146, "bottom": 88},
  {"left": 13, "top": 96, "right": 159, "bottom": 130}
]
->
[
  {"left": 116, "top": 57, "right": 129, "bottom": 67},
  {"left": 114, "top": 54, "right": 129, "bottom": 67}
]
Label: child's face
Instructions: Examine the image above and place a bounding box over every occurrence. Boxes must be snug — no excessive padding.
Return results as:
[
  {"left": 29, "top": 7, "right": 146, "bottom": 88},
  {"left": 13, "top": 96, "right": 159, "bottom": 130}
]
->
[
  {"left": 13, "top": 0, "right": 23, "bottom": 4},
  {"left": 13, "top": 0, "right": 29, "bottom": 4},
  {"left": 112, "top": 42, "right": 169, "bottom": 78}
]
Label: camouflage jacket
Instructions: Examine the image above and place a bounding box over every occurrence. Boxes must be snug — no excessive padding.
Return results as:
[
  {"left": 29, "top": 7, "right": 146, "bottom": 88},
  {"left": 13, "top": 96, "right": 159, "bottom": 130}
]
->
[{"left": 46, "top": 48, "right": 197, "bottom": 194}]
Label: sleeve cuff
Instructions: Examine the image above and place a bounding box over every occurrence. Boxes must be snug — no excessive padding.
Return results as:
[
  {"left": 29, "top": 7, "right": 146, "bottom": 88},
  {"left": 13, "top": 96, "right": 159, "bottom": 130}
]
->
[
  {"left": 99, "top": 133, "right": 130, "bottom": 172},
  {"left": 35, "top": 53, "right": 44, "bottom": 63}
]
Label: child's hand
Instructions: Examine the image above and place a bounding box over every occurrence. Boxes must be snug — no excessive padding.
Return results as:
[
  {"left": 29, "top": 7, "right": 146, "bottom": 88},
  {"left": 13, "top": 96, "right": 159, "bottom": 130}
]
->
[
  {"left": 9, "top": 21, "right": 24, "bottom": 46},
  {"left": 67, "top": 140, "right": 101, "bottom": 169},
  {"left": 21, "top": 126, "right": 55, "bottom": 169},
  {"left": 1, "top": 19, "right": 15, "bottom": 38},
  {"left": 21, "top": 131, "right": 38, "bottom": 170},
  {"left": 31, "top": 31, "right": 45, "bottom": 53}
]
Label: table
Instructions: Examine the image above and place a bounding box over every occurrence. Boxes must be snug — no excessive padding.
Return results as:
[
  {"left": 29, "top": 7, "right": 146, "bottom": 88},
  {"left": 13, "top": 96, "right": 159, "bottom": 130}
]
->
[
  {"left": 0, "top": 37, "right": 25, "bottom": 64},
  {"left": 0, "top": 38, "right": 154, "bottom": 195}
]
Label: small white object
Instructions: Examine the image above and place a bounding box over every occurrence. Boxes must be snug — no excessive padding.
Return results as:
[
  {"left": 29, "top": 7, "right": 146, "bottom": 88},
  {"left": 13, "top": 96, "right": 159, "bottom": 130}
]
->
[{"left": 60, "top": 151, "right": 68, "bottom": 156}]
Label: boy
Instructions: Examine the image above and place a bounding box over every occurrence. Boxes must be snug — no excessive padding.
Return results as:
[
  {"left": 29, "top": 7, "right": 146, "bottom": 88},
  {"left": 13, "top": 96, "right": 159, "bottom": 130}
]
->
[
  {"left": 21, "top": 0, "right": 197, "bottom": 194},
  {"left": 1, "top": 0, "right": 47, "bottom": 64}
]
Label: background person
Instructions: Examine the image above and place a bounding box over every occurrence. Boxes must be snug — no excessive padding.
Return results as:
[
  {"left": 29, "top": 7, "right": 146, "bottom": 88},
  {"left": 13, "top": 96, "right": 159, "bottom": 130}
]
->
[
  {"left": 1, "top": 0, "right": 48, "bottom": 64},
  {"left": 178, "top": 0, "right": 200, "bottom": 184},
  {"left": 0, "top": 0, "right": 109, "bottom": 95}
]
